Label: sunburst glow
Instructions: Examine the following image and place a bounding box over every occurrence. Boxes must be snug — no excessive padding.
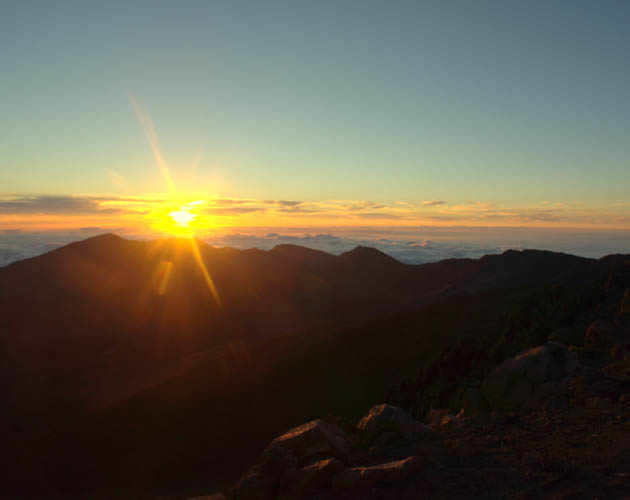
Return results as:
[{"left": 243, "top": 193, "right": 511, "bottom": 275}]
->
[{"left": 169, "top": 208, "right": 196, "bottom": 227}]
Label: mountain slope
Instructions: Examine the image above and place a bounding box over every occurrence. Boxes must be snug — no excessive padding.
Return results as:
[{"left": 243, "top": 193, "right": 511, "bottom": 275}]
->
[{"left": 0, "top": 234, "right": 621, "bottom": 498}]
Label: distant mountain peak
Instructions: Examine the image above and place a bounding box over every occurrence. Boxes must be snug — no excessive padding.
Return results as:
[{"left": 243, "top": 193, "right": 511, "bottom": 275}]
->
[
  {"left": 269, "top": 244, "right": 337, "bottom": 265},
  {"left": 340, "top": 246, "right": 403, "bottom": 266},
  {"left": 85, "top": 232, "right": 123, "bottom": 242}
]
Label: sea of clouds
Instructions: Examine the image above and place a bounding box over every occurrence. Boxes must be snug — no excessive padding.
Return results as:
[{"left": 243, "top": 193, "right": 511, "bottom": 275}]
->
[{"left": 2, "top": 226, "right": 630, "bottom": 267}]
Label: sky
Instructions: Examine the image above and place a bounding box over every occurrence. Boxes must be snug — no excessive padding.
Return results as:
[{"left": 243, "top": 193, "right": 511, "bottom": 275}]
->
[{"left": 1, "top": 0, "right": 630, "bottom": 236}]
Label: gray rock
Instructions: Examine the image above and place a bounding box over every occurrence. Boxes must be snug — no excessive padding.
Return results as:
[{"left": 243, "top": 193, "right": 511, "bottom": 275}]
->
[
  {"left": 268, "top": 419, "right": 349, "bottom": 464},
  {"left": 584, "top": 320, "right": 628, "bottom": 354},
  {"left": 332, "top": 456, "right": 418, "bottom": 490},
  {"left": 357, "top": 404, "right": 437, "bottom": 441},
  {"left": 482, "top": 342, "right": 580, "bottom": 413},
  {"left": 426, "top": 408, "right": 455, "bottom": 428},
  {"left": 231, "top": 446, "right": 297, "bottom": 500},
  {"left": 278, "top": 457, "right": 344, "bottom": 500}
]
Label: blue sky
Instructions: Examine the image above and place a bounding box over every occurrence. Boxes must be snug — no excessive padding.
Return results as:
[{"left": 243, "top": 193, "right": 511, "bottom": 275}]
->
[{"left": 1, "top": 0, "right": 630, "bottom": 231}]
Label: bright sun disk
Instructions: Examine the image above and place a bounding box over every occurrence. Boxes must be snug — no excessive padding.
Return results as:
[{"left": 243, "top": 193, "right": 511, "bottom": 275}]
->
[{"left": 169, "top": 208, "right": 196, "bottom": 227}]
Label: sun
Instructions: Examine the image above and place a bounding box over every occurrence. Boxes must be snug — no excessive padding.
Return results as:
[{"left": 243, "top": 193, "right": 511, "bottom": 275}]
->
[
  {"left": 147, "top": 201, "right": 206, "bottom": 236},
  {"left": 169, "top": 208, "right": 196, "bottom": 227}
]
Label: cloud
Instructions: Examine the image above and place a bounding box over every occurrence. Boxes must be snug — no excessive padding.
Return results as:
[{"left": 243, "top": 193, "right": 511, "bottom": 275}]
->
[
  {"left": 428, "top": 201, "right": 593, "bottom": 225},
  {"left": 213, "top": 198, "right": 259, "bottom": 207},
  {"left": 203, "top": 206, "right": 266, "bottom": 215},
  {"left": 3, "top": 193, "right": 627, "bottom": 231},
  {"left": 0, "top": 195, "right": 123, "bottom": 215},
  {"left": 354, "top": 212, "right": 403, "bottom": 219}
]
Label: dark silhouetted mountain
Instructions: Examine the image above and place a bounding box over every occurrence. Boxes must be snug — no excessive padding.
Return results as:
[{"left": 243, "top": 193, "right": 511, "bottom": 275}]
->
[
  {"left": 340, "top": 245, "right": 404, "bottom": 268},
  {"left": 0, "top": 234, "right": 625, "bottom": 498}
]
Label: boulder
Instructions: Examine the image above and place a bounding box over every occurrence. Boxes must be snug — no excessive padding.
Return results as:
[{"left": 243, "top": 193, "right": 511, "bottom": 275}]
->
[
  {"left": 231, "top": 420, "right": 349, "bottom": 500},
  {"left": 584, "top": 320, "right": 629, "bottom": 354},
  {"left": 332, "top": 456, "right": 418, "bottom": 490},
  {"left": 268, "top": 419, "right": 349, "bottom": 464},
  {"left": 482, "top": 342, "right": 580, "bottom": 413},
  {"left": 426, "top": 408, "right": 456, "bottom": 428},
  {"left": 357, "top": 404, "right": 437, "bottom": 441},
  {"left": 278, "top": 457, "right": 344, "bottom": 500},
  {"left": 230, "top": 446, "right": 297, "bottom": 500}
]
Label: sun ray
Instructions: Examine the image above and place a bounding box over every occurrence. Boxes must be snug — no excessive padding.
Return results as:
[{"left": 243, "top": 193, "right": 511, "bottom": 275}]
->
[
  {"left": 129, "top": 94, "right": 176, "bottom": 193},
  {"left": 157, "top": 260, "right": 173, "bottom": 295},
  {"left": 130, "top": 98, "right": 221, "bottom": 305},
  {"left": 189, "top": 237, "right": 222, "bottom": 306}
]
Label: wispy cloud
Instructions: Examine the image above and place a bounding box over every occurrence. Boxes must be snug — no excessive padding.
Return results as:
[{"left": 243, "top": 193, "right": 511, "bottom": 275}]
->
[
  {"left": 0, "top": 195, "right": 123, "bottom": 214},
  {"left": 2, "top": 193, "right": 630, "bottom": 231},
  {"left": 203, "top": 206, "right": 265, "bottom": 215}
]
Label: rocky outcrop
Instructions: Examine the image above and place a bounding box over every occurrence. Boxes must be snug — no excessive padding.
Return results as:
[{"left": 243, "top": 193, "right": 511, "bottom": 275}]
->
[
  {"left": 357, "top": 404, "right": 437, "bottom": 441},
  {"left": 218, "top": 339, "right": 630, "bottom": 500},
  {"left": 228, "top": 407, "right": 437, "bottom": 500},
  {"left": 331, "top": 456, "right": 419, "bottom": 490},
  {"left": 482, "top": 341, "right": 580, "bottom": 413},
  {"left": 230, "top": 446, "right": 298, "bottom": 500},
  {"left": 278, "top": 458, "right": 344, "bottom": 500},
  {"left": 267, "top": 419, "right": 349, "bottom": 463},
  {"left": 229, "top": 420, "right": 349, "bottom": 500}
]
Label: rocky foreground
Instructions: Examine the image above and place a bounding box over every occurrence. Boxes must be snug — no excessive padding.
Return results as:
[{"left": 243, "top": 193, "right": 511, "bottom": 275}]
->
[{"left": 185, "top": 310, "right": 630, "bottom": 500}]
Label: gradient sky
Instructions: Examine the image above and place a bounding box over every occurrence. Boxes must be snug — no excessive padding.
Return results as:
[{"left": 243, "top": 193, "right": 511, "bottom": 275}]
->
[{"left": 2, "top": 0, "right": 630, "bottom": 232}]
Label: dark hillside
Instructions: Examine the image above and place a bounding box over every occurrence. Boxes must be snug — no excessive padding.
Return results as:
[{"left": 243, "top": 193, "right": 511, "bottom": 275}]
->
[{"left": 0, "top": 235, "right": 623, "bottom": 498}]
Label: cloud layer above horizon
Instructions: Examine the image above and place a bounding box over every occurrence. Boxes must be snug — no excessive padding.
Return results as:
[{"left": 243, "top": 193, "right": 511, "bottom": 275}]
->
[{"left": 2, "top": 194, "right": 630, "bottom": 232}]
